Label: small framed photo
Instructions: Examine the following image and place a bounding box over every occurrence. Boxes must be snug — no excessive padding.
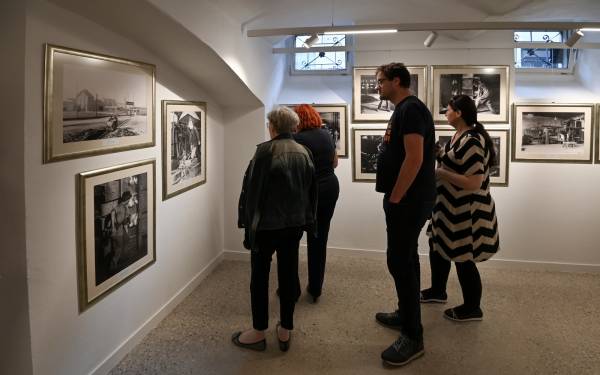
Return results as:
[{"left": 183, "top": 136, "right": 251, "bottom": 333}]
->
[
  {"left": 44, "top": 44, "right": 155, "bottom": 163},
  {"left": 352, "top": 66, "right": 427, "bottom": 122},
  {"left": 161, "top": 100, "right": 207, "bottom": 200},
  {"left": 512, "top": 103, "right": 594, "bottom": 163},
  {"left": 431, "top": 65, "right": 509, "bottom": 124},
  {"left": 352, "top": 127, "right": 386, "bottom": 182},
  {"left": 436, "top": 129, "right": 509, "bottom": 186},
  {"left": 77, "top": 160, "right": 156, "bottom": 312},
  {"left": 596, "top": 105, "right": 600, "bottom": 164},
  {"left": 284, "top": 104, "right": 349, "bottom": 158}
]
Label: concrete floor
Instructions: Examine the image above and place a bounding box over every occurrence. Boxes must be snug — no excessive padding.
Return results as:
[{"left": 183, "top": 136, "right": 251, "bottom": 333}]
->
[{"left": 109, "top": 253, "right": 600, "bottom": 375}]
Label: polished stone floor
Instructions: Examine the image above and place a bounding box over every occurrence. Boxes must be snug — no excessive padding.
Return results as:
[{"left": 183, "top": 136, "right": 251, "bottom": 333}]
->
[{"left": 110, "top": 253, "right": 600, "bottom": 375}]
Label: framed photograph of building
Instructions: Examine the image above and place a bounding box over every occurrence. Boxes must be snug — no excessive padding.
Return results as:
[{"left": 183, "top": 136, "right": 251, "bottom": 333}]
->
[
  {"left": 77, "top": 159, "right": 156, "bottom": 311},
  {"left": 436, "top": 129, "right": 509, "bottom": 186},
  {"left": 512, "top": 103, "right": 594, "bottom": 163},
  {"left": 352, "top": 66, "right": 427, "bottom": 122},
  {"left": 431, "top": 65, "right": 509, "bottom": 124},
  {"left": 284, "top": 103, "right": 348, "bottom": 157},
  {"left": 44, "top": 44, "right": 155, "bottom": 163},
  {"left": 162, "top": 100, "right": 207, "bottom": 200},
  {"left": 352, "top": 127, "right": 386, "bottom": 181}
]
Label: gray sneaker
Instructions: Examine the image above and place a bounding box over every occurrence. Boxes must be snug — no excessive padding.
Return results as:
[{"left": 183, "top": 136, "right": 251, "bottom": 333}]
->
[{"left": 381, "top": 333, "right": 424, "bottom": 366}]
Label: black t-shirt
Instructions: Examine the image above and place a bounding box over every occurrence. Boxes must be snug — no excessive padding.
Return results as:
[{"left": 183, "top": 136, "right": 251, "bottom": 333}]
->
[
  {"left": 294, "top": 128, "right": 336, "bottom": 180},
  {"left": 375, "top": 95, "right": 436, "bottom": 202}
]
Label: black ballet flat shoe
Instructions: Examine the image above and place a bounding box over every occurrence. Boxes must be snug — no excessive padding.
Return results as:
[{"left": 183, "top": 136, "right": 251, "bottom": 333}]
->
[
  {"left": 276, "top": 322, "right": 291, "bottom": 352},
  {"left": 306, "top": 286, "right": 320, "bottom": 304},
  {"left": 231, "top": 331, "right": 266, "bottom": 351}
]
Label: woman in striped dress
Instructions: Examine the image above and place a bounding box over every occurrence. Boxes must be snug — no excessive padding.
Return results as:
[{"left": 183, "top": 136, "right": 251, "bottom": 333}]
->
[{"left": 421, "top": 94, "right": 500, "bottom": 321}]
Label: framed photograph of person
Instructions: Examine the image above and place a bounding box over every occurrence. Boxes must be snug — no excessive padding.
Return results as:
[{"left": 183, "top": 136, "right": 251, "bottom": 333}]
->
[
  {"left": 161, "top": 100, "right": 207, "bottom": 200},
  {"left": 352, "top": 127, "right": 386, "bottom": 182},
  {"left": 77, "top": 159, "right": 156, "bottom": 312},
  {"left": 352, "top": 66, "right": 427, "bottom": 122},
  {"left": 431, "top": 65, "right": 510, "bottom": 124},
  {"left": 44, "top": 44, "right": 156, "bottom": 163},
  {"left": 283, "top": 103, "right": 349, "bottom": 157},
  {"left": 512, "top": 103, "right": 594, "bottom": 163},
  {"left": 436, "top": 129, "right": 509, "bottom": 186}
]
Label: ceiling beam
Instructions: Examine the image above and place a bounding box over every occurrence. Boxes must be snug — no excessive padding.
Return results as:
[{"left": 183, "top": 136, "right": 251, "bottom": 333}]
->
[{"left": 248, "top": 21, "right": 600, "bottom": 37}]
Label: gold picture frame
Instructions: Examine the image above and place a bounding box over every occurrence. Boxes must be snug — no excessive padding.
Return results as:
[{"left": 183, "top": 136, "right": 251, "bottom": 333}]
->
[
  {"left": 44, "top": 44, "right": 156, "bottom": 163},
  {"left": 161, "top": 100, "right": 207, "bottom": 200},
  {"left": 77, "top": 159, "right": 156, "bottom": 312}
]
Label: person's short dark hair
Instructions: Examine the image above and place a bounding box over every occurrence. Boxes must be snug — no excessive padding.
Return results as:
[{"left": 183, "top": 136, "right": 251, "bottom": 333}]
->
[
  {"left": 119, "top": 191, "right": 132, "bottom": 203},
  {"left": 376, "top": 62, "right": 411, "bottom": 88}
]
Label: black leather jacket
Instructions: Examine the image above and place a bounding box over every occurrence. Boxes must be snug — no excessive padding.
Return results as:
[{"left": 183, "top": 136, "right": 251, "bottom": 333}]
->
[{"left": 238, "top": 133, "right": 317, "bottom": 252}]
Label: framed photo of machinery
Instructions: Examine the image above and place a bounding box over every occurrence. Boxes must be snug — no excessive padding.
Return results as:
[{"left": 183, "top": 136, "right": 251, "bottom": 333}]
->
[
  {"left": 352, "top": 127, "right": 386, "bottom": 182},
  {"left": 283, "top": 103, "right": 349, "bottom": 157},
  {"left": 77, "top": 159, "right": 156, "bottom": 312},
  {"left": 352, "top": 66, "right": 428, "bottom": 122},
  {"left": 512, "top": 103, "right": 594, "bottom": 163},
  {"left": 161, "top": 100, "right": 207, "bottom": 200},
  {"left": 436, "top": 129, "right": 510, "bottom": 187},
  {"left": 44, "top": 44, "right": 156, "bottom": 163},
  {"left": 431, "top": 65, "right": 510, "bottom": 124}
]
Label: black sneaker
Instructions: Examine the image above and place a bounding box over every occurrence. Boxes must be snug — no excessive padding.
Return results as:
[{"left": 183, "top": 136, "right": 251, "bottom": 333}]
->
[
  {"left": 381, "top": 333, "right": 424, "bottom": 366},
  {"left": 443, "top": 306, "right": 483, "bottom": 322},
  {"left": 420, "top": 288, "right": 448, "bottom": 304},
  {"left": 375, "top": 310, "right": 403, "bottom": 330}
]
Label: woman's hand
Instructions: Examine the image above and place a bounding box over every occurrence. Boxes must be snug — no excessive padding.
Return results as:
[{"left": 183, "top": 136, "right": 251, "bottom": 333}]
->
[{"left": 435, "top": 167, "right": 448, "bottom": 181}]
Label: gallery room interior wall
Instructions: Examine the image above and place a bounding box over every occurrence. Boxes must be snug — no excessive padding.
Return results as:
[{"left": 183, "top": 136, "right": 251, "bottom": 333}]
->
[
  {"left": 277, "top": 31, "right": 600, "bottom": 268},
  {"left": 21, "top": 0, "right": 240, "bottom": 374},
  {"left": 0, "top": 2, "right": 33, "bottom": 375}
]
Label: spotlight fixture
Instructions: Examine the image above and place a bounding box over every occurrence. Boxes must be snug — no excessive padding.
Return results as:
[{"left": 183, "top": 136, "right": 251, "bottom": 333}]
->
[
  {"left": 302, "top": 33, "right": 319, "bottom": 48},
  {"left": 565, "top": 29, "right": 584, "bottom": 47},
  {"left": 424, "top": 31, "right": 438, "bottom": 47}
]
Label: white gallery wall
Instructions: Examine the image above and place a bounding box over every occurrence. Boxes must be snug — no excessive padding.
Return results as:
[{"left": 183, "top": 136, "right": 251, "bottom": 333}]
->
[
  {"left": 278, "top": 31, "right": 600, "bottom": 268},
  {"left": 22, "top": 1, "right": 230, "bottom": 374}
]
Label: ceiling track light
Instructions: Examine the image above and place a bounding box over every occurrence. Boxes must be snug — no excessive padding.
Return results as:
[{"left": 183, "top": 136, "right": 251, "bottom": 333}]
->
[
  {"left": 302, "top": 33, "right": 319, "bottom": 48},
  {"left": 323, "top": 29, "right": 397, "bottom": 34},
  {"left": 424, "top": 31, "right": 438, "bottom": 47},
  {"left": 565, "top": 29, "right": 584, "bottom": 47}
]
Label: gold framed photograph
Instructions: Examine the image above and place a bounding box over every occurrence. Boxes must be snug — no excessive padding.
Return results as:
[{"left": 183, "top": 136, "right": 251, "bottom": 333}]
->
[
  {"left": 352, "top": 127, "right": 387, "bottom": 182},
  {"left": 352, "top": 66, "right": 427, "bottom": 122},
  {"left": 77, "top": 159, "right": 156, "bottom": 312},
  {"left": 431, "top": 65, "right": 510, "bottom": 124},
  {"left": 44, "top": 44, "right": 155, "bottom": 163},
  {"left": 161, "top": 100, "right": 207, "bottom": 200}
]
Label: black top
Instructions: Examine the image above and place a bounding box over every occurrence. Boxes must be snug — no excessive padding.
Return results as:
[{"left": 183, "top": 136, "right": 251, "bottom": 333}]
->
[
  {"left": 375, "top": 95, "right": 436, "bottom": 202},
  {"left": 294, "top": 128, "right": 336, "bottom": 181}
]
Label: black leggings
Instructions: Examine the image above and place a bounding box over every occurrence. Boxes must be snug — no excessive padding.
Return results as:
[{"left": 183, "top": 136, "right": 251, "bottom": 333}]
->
[{"left": 428, "top": 239, "right": 482, "bottom": 310}]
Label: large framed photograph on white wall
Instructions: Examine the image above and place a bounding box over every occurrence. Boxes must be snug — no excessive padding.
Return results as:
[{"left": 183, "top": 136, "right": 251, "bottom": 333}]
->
[
  {"left": 352, "top": 66, "right": 427, "bottom": 122},
  {"left": 352, "top": 127, "right": 386, "bottom": 181},
  {"left": 512, "top": 103, "right": 594, "bottom": 163},
  {"left": 431, "top": 65, "right": 509, "bottom": 124}
]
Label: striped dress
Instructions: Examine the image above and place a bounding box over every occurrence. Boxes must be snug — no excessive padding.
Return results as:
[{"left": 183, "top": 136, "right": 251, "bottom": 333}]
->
[{"left": 428, "top": 130, "right": 500, "bottom": 262}]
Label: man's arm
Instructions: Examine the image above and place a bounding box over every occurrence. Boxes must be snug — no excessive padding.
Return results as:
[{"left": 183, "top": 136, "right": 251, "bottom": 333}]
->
[{"left": 389, "top": 133, "right": 424, "bottom": 203}]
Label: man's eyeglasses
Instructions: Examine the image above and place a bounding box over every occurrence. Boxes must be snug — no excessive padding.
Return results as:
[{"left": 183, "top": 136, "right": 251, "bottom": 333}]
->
[{"left": 377, "top": 78, "right": 389, "bottom": 85}]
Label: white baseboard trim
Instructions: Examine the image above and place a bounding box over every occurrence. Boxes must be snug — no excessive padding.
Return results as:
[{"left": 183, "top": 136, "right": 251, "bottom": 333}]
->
[
  {"left": 223, "top": 246, "right": 600, "bottom": 273},
  {"left": 90, "top": 252, "right": 225, "bottom": 375}
]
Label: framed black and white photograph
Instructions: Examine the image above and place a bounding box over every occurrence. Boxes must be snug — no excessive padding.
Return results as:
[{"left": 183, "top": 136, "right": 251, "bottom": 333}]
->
[
  {"left": 44, "top": 44, "right": 155, "bottom": 163},
  {"left": 512, "top": 103, "right": 594, "bottom": 163},
  {"left": 353, "top": 66, "right": 427, "bottom": 122},
  {"left": 77, "top": 160, "right": 156, "bottom": 311},
  {"left": 596, "top": 104, "right": 600, "bottom": 164},
  {"left": 162, "top": 100, "right": 207, "bottom": 200},
  {"left": 284, "top": 104, "right": 348, "bottom": 157},
  {"left": 436, "top": 129, "right": 509, "bottom": 186},
  {"left": 352, "top": 128, "right": 386, "bottom": 181},
  {"left": 431, "top": 65, "right": 509, "bottom": 124}
]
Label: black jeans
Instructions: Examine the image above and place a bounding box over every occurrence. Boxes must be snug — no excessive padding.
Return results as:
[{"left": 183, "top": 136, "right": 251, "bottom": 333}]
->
[
  {"left": 251, "top": 227, "right": 303, "bottom": 331},
  {"left": 383, "top": 198, "right": 434, "bottom": 340},
  {"left": 306, "top": 175, "right": 339, "bottom": 297},
  {"left": 428, "top": 241, "right": 482, "bottom": 310}
]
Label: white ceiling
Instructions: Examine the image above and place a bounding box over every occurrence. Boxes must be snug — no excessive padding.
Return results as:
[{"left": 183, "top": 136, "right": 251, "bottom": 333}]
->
[{"left": 207, "top": 0, "right": 600, "bottom": 42}]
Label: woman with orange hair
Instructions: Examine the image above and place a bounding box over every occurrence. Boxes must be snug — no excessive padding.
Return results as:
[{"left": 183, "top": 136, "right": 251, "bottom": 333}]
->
[{"left": 293, "top": 104, "right": 339, "bottom": 303}]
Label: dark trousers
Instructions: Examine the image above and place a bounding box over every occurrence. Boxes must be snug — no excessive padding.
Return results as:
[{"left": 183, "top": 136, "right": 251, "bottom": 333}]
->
[
  {"left": 251, "top": 227, "right": 303, "bottom": 331},
  {"left": 428, "top": 240, "right": 482, "bottom": 310},
  {"left": 306, "top": 175, "right": 339, "bottom": 297},
  {"left": 383, "top": 198, "right": 434, "bottom": 340}
]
